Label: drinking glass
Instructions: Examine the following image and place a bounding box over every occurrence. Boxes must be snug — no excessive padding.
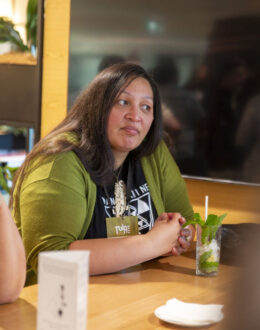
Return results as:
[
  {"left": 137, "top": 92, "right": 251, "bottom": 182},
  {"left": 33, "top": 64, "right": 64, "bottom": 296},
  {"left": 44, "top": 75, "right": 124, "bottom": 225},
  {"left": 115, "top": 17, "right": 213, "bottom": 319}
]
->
[{"left": 196, "top": 225, "right": 222, "bottom": 276}]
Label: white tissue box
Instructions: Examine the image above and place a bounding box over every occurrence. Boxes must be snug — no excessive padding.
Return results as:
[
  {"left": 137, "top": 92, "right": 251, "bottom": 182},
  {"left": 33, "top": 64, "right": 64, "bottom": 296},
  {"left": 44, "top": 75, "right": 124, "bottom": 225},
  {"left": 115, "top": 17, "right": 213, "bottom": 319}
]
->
[{"left": 37, "top": 250, "right": 90, "bottom": 330}]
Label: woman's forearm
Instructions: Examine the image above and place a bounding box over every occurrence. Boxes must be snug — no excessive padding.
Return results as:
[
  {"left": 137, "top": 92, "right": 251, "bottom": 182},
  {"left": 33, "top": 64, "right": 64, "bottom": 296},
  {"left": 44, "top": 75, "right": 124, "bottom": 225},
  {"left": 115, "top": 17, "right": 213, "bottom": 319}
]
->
[
  {"left": 69, "top": 213, "right": 183, "bottom": 275},
  {"left": 69, "top": 234, "right": 155, "bottom": 275}
]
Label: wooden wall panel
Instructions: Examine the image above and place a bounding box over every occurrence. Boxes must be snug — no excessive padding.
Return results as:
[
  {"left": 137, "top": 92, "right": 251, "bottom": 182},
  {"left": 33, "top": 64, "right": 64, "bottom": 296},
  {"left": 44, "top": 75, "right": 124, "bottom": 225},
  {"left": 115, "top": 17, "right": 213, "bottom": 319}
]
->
[
  {"left": 185, "top": 178, "right": 260, "bottom": 224},
  {"left": 41, "top": 0, "right": 71, "bottom": 138}
]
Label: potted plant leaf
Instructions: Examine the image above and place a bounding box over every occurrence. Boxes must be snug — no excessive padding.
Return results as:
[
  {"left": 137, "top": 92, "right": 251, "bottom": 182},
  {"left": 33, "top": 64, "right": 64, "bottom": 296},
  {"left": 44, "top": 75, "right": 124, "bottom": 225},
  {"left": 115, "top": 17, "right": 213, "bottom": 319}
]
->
[
  {"left": 0, "top": 163, "right": 18, "bottom": 194},
  {"left": 0, "top": 17, "right": 28, "bottom": 53},
  {"left": 0, "top": 0, "right": 38, "bottom": 56},
  {"left": 26, "top": 0, "right": 38, "bottom": 54}
]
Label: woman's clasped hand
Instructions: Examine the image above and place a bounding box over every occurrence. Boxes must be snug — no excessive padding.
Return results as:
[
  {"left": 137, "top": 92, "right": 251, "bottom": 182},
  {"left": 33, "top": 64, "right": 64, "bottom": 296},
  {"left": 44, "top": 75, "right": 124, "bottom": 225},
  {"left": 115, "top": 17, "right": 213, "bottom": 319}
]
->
[{"left": 150, "top": 212, "right": 193, "bottom": 256}]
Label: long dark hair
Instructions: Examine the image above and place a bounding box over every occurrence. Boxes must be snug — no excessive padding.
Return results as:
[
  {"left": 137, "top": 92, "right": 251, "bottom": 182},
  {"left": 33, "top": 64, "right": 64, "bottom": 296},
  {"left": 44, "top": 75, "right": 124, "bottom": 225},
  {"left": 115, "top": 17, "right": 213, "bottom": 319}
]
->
[{"left": 11, "top": 63, "right": 162, "bottom": 207}]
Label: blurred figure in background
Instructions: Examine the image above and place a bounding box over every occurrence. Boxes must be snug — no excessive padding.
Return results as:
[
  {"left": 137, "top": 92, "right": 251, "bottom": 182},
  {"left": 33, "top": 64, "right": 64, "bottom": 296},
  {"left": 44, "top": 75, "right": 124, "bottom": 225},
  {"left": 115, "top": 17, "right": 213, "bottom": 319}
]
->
[
  {"left": 189, "top": 15, "right": 260, "bottom": 181},
  {"left": 98, "top": 54, "right": 125, "bottom": 72},
  {"left": 236, "top": 94, "right": 260, "bottom": 182},
  {"left": 0, "top": 192, "right": 26, "bottom": 304},
  {"left": 202, "top": 56, "right": 250, "bottom": 174},
  {"left": 152, "top": 55, "right": 206, "bottom": 175}
]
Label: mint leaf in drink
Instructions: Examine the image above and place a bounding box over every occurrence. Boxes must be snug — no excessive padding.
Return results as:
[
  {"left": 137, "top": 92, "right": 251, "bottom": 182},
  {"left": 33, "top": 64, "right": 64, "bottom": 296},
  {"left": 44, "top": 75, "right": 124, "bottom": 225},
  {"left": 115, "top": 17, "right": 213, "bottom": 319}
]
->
[
  {"left": 209, "top": 226, "right": 218, "bottom": 242},
  {"left": 183, "top": 220, "right": 197, "bottom": 227},
  {"left": 202, "top": 225, "right": 222, "bottom": 244},
  {"left": 206, "top": 213, "right": 227, "bottom": 226},
  {"left": 199, "top": 250, "right": 213, "bottom": 264},
  {"left": 205, "top": 214, "right": 218, "bottom": 226},
  {"left": 183, "top": 213, "right": 204, "bottom": 227},
  {"left": 183, "top": 212, "right": 227, "bottom": 244},
  {"left": 199, "top": 261, "right": 219, "bottom": 273},
  {"left": 182, "top": 220, "right": 197, "bottom": 227},
  {"left": 194, "top": 213, "right": 204, "bottom": 223},
  {"left": 203, "top": 213, "right": 227, "bottom": 243},
  {"left": 201, "top": 226, "right": 211, "bottom": 244},
  {"left": 218, "top": 213, "right": 227, "bottom": 225}
]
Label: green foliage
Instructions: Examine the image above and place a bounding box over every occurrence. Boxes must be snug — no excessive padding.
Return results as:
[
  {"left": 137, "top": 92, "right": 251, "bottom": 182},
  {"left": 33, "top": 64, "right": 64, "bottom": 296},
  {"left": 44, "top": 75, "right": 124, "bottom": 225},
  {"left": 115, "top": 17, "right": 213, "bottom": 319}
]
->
[
  {"left": 198, "top": 250, "right": 219, "bottom": 273},
  {"left": 0, "top": 164, "right": 18, "bottom": 193},
  {"left": 205, "top": 214, "right": 218, "bottom": 225},
  {"left": 0, "top": 0, "right": 38, "bottom": 53},
  {"left": 201, "top": 225, "right": 212, "bottom": 244},
  {"left": 26, "top": 0, "right": 38, "bottom": 50},
  {"left": 0, "top": 125, "right": 27, "bottom": 136},
  {"left": 183, "top": 213, "right": 204, "bottom": 227},
  {"left": 184, "top": 212, "right": 227, "bottom": 244},
  {"left": 199, "top": 250, "right": 212, "bottom": 264},
  {"left": 0, "top": 17, "right": 28, "bottom": 51},
  {"left": 184, "top": 212, "right": 227, "bottom": 228},
  {"left": 199, "top": 250, "right": 219, "bottom": 274},
  {"left": 199, "top": 260, "right": 219, "bottom": 273}
]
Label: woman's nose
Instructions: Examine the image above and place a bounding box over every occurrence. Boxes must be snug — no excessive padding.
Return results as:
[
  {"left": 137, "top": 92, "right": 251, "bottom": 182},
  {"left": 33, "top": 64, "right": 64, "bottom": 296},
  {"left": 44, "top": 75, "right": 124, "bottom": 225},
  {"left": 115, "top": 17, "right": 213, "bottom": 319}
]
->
[{"left": 126, "top": 104, "right": 141, "bottom": 121}]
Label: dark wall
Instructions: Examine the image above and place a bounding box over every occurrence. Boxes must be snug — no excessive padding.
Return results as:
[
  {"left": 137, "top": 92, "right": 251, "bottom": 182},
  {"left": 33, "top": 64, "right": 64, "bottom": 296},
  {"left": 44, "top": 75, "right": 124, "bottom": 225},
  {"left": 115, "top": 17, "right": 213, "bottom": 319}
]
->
[{"left": 69, "top": 0, "right": 260, "bottom": 185}]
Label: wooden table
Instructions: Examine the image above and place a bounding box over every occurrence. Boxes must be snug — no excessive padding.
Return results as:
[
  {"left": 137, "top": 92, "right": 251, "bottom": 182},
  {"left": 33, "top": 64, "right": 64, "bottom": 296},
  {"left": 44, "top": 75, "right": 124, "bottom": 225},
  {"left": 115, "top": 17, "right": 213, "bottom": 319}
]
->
[{"left": 0, "top": 249, "right": 238, "bottom": 330}]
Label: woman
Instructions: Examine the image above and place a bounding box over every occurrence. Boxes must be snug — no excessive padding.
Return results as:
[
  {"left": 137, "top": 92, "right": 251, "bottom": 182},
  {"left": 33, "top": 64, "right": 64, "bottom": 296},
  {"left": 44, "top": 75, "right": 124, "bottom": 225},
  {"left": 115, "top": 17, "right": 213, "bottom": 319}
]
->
[
  {"left": 12, "top": 63, "right": 194, "bottom": 286},
  {"left": 0, "top": 193, "right": 26, "bottom": 303}
]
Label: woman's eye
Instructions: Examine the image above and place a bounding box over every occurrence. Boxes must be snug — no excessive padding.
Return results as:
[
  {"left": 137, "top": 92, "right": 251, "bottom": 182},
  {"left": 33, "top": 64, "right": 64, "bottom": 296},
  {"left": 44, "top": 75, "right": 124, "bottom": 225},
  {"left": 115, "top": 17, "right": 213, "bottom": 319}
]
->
[
  {"left": 118, "top": 99, "right": 128, "bottom": 106},
  {"left": 141, "top": 104, "right": 152, "bottom": 111}
]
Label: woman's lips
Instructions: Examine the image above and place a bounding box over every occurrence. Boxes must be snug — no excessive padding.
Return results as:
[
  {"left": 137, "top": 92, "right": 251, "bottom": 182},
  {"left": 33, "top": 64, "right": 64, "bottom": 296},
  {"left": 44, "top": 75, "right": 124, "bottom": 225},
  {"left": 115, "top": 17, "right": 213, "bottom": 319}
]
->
[{"left": 121, "top": 126, "right": 139, "bottom": 135}]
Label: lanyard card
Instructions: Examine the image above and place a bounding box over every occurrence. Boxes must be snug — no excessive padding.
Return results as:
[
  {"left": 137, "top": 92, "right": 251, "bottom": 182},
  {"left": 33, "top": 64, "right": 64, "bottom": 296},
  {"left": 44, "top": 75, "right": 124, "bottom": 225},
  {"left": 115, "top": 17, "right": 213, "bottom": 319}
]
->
[{"left": 106, "top": 215, "right": 139, "bottom": 238}]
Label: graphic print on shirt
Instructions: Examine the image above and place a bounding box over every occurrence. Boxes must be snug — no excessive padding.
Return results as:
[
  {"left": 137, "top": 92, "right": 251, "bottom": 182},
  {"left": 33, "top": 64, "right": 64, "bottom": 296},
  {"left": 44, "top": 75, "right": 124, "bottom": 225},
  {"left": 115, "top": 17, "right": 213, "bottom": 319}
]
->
[{"left": 101, "top": 183, "right": 155, "bottom": 233}]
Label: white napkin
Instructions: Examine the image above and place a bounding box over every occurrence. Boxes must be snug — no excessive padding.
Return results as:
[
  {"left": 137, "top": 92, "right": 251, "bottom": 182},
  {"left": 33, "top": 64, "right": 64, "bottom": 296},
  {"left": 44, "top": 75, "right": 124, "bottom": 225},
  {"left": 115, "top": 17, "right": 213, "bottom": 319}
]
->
[{"left": 155, "top": 298, "right": 224, "bottom": 327}]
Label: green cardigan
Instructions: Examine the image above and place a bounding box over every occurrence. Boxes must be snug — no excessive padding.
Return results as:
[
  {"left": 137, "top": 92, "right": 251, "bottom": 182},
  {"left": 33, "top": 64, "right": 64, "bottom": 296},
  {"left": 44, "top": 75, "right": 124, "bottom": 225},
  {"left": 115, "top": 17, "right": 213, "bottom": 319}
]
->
[{"left": 14, "top": 141, "right": 193, "bottom": 286}]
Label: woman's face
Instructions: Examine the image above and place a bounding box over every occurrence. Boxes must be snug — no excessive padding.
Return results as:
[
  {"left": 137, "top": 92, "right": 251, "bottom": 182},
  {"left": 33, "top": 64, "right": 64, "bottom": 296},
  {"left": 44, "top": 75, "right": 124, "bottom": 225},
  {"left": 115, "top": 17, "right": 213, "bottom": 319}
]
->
[{"left": 107, "top": 77, "right": 154, "bottom": 162}]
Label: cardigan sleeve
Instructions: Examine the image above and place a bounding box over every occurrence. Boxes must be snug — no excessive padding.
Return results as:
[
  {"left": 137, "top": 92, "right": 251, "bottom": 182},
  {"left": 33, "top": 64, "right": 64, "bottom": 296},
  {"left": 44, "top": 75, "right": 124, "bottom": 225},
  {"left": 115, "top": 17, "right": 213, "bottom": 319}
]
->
[{"left": 18, "top": 151, "right": 96, "bottom": 280}]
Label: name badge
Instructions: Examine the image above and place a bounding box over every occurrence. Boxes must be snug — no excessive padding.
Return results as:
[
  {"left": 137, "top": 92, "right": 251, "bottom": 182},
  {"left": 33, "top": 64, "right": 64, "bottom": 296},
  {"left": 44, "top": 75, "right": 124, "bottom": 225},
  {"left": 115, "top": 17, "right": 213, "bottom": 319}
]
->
[{"left": 106, "top": 216, "right": 139, "bottom": 238}]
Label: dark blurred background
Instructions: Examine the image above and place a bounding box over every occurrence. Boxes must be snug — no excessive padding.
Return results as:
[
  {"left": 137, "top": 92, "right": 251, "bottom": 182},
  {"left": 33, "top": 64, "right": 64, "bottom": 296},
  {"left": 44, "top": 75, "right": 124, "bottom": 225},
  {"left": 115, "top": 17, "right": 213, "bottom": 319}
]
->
[{"left": 68, "top": 0, "right": 260, "bottom": 185}]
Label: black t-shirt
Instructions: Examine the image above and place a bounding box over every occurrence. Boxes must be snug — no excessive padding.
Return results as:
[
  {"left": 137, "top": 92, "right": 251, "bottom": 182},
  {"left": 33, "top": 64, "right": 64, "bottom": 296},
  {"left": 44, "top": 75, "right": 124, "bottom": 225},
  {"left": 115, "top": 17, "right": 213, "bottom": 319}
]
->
[{"left": 84, "top": 159, "right": 158, "bottom": 239}]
